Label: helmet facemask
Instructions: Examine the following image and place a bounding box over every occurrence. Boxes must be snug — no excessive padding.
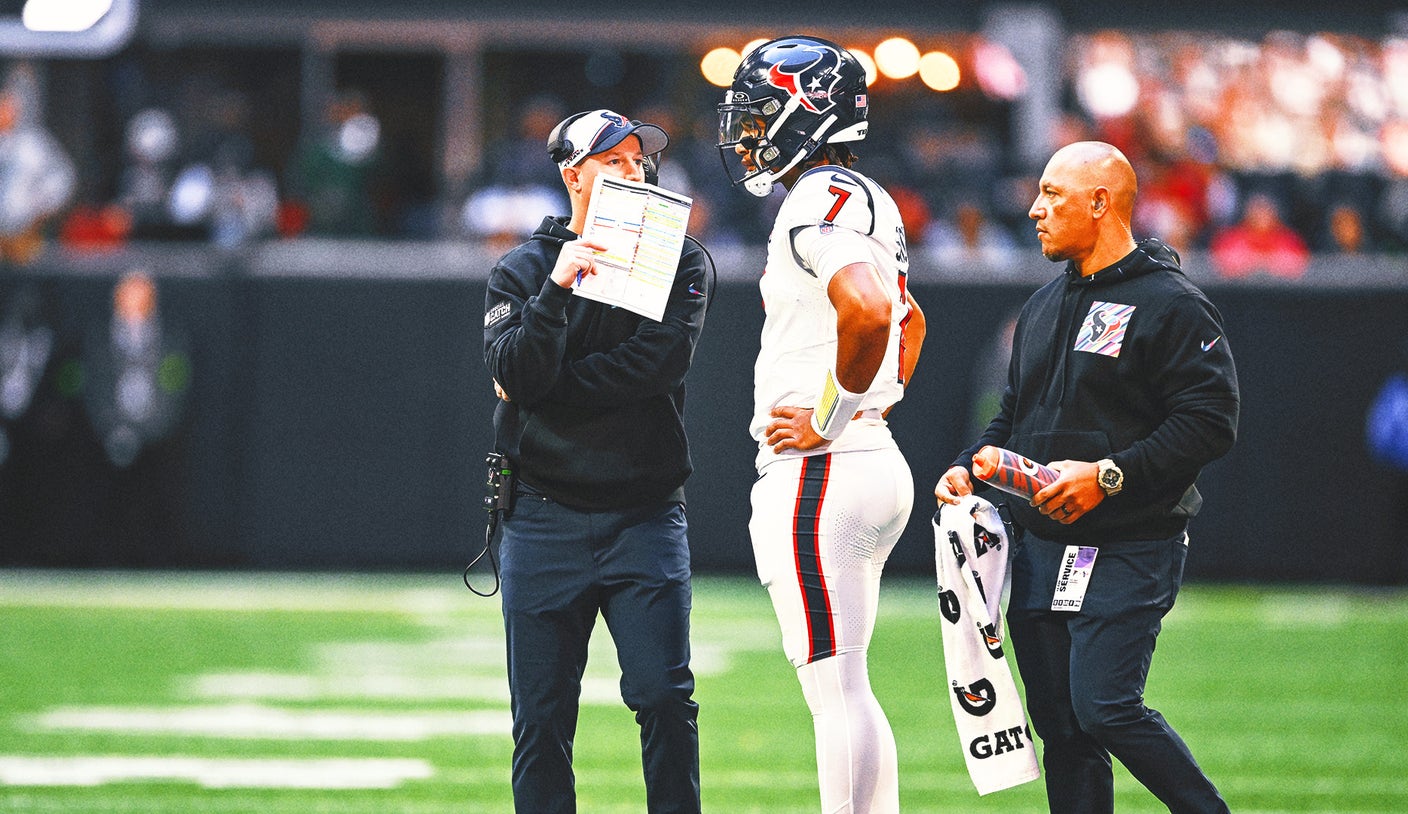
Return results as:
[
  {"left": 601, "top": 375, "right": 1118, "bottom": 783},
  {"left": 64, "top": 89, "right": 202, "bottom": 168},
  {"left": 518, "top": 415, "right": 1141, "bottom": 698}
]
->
[{"left": 718, "top": 96, "right": 840, "bottom": 197}]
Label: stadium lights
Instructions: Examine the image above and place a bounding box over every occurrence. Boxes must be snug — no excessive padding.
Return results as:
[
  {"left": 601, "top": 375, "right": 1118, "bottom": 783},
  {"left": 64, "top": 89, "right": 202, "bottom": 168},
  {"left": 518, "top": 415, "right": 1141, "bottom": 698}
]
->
[
  {"left": 701, "top": 47, "right": 741, "bottom": 87},
  {"left": 22, "top": 0, "right": 113, "bottom": 32},
  {"left": 972, "top": 39, "right": 1027, "bottom": 100},
  {"left": 741, "top": 38, "right": 769, "bottom": 58},
  {"left": 1077, "top": 61, "right": 1140, "bottom": 118},
  {"left": 848, "top": 48, "right": 878, "bottom": 86},
  {"left": 698, "top": 37, "right": 974, "bottom": 93},
  {"left": 918, "top": 51, "right": 961, "bottom": 92},
  {"left": 874, "top": 37, "right": 920, "bottom": 80}
]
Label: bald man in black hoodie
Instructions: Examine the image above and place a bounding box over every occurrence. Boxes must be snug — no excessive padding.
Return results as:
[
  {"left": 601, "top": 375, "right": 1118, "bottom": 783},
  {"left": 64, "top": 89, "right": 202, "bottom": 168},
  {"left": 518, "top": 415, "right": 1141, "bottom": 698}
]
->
[{"left": 937, "top": 141, "right": 1238, "bottom": 814}]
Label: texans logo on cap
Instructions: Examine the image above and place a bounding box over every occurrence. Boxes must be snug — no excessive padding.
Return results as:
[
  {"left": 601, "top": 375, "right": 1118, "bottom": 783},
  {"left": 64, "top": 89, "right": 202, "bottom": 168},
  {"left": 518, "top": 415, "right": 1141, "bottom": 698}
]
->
[{"left": 553, "top": 109, "right": 669, "bottom": 169}]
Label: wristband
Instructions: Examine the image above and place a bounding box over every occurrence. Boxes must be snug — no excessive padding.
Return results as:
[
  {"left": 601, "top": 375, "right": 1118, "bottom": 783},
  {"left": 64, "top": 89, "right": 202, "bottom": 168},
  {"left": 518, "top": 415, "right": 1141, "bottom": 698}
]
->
[{"left": 811, "top": 368, "right": 866, "bottom": 441}]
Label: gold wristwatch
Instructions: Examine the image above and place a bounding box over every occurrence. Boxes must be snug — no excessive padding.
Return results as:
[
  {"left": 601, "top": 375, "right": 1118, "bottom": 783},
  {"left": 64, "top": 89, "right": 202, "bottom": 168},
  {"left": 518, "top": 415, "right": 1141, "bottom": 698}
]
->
[{"left": 1096, "top": 458, "right": 1124, "bottom": 496}]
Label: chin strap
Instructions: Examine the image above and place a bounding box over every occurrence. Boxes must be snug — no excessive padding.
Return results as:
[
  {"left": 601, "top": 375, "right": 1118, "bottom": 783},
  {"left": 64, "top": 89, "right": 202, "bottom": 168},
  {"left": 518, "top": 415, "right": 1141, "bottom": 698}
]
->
[{"left": 743, "top": 112, "right": 839, "bottom": 198}]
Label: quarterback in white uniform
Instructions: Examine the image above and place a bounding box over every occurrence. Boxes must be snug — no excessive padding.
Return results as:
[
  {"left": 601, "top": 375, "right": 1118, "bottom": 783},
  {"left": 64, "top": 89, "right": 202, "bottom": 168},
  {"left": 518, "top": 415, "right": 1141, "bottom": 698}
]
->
[{"left": 718, "top": 35, "right": 926, "bottom": 814}]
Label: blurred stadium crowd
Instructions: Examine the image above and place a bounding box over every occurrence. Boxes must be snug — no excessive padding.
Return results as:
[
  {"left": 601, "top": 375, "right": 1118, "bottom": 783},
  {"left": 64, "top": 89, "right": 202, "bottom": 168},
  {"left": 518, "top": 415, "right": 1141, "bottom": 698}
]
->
[
  {"left": 4, "top": 3, "right": 1408, "bottom": 577},
  {"left": 3, "top": 20, "right": 1408, "bottom": 281}
]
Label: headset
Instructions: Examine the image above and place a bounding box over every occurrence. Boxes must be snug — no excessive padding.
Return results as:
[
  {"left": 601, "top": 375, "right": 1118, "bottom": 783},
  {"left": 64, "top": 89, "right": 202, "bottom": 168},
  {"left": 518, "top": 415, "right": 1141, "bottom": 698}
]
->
[
  {"left": 547, "top": 113, "right": 664, "bottom": 179},
  {"left": 546, "top": 111, "right": 591, "bottom": 165}
]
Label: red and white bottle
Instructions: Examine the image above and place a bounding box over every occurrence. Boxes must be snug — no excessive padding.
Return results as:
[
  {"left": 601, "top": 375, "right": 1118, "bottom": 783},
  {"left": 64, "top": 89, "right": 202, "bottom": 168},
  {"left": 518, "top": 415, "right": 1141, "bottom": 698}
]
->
[{"left": 971, "top": 445, "right": 1058, "bottom": 501}]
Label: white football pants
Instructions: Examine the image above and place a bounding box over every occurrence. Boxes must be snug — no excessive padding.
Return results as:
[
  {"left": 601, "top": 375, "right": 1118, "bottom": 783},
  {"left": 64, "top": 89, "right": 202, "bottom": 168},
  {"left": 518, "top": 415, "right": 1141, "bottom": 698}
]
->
[{"left": 750, "top": 448, "right": 913, "bottom": 814}]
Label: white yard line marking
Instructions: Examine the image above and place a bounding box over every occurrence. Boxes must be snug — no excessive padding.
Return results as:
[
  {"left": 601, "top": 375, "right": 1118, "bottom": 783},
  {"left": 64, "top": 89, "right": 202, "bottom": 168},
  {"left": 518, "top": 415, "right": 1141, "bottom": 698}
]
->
[
  {"left": 1259, "top": 593, "right": 1351, "bottom": 627},
  {"left": 188, "top": 672, "right": 511, "bottom": 702},
  {"left": 183, "top": 634, "right": 732, "bottom": 706},
  {"left": 0, "top": 756, "right": 433, "bottom": 788},
  {"left": 185, "top": 672, "right": 640, "bottom": 705},
  {"left": 0, "top": 570, "right": 463, "bottom": 615},
  {"left": 28, "top": 705, "right": 510, "bottom": 740}
]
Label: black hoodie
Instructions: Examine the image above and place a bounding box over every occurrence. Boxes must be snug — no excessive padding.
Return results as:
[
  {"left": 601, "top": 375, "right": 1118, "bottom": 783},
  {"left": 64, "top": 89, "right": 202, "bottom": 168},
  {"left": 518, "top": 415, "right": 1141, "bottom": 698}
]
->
[
  {"left": 484, "top": 215, "right": 712, "bottom": 510},
  {"left": 955, "top": 238, "right": 1240, "bottom": 543}
]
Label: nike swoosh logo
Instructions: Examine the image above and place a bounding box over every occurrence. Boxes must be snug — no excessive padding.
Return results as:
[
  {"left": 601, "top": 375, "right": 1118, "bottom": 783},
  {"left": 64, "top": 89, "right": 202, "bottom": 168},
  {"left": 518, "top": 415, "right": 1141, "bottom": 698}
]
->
[{"left": 1201, "top": 336, "right": 1222, "bottom": 352}]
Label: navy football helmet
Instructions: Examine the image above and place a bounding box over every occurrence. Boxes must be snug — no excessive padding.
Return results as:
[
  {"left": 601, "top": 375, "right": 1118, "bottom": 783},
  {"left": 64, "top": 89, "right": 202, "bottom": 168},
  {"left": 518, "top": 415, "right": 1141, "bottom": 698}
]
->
[{"left": 717, "top": 35, "right": 869, "bottom": 197}]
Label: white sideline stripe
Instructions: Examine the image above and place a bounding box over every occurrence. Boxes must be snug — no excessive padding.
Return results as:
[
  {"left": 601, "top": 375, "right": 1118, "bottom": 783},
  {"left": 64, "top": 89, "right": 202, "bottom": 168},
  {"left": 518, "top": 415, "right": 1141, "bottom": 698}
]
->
[
  {"left": 0, "top": 756, "right": 433, "bottom": 788},
  {"left": 30, "top": 705, "right": 511, "bottom": 741}
]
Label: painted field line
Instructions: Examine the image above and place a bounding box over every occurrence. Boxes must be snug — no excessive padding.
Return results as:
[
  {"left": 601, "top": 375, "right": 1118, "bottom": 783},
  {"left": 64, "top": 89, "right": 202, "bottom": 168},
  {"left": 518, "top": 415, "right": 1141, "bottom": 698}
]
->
[
  {"left": 187, "top": 672, "right": 511, "bottom": 702},
  {"left": 29, "top": 704, "right": 510, "bottom": 740},
  {"left": 0, "top": 570, "right": 464, "bottom": 615},
  {"left": 0, "top": 756, "right": 432, "bottom": 789}
]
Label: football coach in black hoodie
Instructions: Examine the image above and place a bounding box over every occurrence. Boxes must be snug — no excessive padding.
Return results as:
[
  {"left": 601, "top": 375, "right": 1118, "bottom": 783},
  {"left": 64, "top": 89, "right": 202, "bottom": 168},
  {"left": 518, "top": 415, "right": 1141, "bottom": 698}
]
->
[
  {"left": 936, "top": 141, "right": 1238, "bottom": 813},
  {"left": 483, "top": 109, "right": 711, "bottom": 814}
]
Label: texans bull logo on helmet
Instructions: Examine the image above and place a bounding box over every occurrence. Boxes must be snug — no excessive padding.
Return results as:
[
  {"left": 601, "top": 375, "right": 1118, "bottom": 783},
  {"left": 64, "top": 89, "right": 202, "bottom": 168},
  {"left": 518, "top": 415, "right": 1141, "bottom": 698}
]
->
[{"left": 765, "top": 42, "right": 844, "bottom": 114}]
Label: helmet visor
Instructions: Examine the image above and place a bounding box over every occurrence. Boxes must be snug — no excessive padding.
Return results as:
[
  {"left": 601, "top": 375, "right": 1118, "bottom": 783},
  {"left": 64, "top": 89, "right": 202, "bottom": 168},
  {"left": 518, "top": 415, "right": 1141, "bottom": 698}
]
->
[
  {"left": 718, "top": 106, "right": 768, "bottom": 150},
  {"left": 716, "top": 103, "right": 774, "bottom": 190}
]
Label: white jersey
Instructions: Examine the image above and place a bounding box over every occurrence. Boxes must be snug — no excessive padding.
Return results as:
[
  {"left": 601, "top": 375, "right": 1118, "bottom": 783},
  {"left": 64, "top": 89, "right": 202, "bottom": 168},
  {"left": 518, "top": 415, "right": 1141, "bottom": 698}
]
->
[{"left": 752, "top": 165, "right": 913, "bottom": 470}]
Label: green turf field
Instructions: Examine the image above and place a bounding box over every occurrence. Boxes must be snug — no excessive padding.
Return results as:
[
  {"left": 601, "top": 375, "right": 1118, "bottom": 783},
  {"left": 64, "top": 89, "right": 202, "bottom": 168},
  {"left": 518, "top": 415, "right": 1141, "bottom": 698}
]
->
[{"left": 1, "top": 569, "right": 1405, "bottom": 813}]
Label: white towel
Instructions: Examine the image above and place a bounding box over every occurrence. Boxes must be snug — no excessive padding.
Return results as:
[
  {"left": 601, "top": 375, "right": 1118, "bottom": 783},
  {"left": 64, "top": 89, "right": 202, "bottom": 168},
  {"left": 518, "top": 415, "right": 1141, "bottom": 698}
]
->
[{"left": 933, "top": 495, "right": 1040, "bottom": 795}]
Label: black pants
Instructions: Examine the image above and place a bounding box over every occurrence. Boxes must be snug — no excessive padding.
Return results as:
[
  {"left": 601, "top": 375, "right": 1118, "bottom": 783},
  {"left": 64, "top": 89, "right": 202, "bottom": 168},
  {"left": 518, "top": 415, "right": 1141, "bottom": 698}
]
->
[
  {"left": 1007, "top": 532, "right": 1229, "bottom": 814},
  {"left": 499, "top": 493, "right": 700, "bottom": 814}
]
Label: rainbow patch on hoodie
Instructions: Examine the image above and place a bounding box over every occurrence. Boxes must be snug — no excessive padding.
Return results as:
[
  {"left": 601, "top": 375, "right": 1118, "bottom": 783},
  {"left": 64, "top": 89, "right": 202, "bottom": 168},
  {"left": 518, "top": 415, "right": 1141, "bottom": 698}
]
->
[{"left": 1074, "top": 301, "right": 1135, "bottom": 358}]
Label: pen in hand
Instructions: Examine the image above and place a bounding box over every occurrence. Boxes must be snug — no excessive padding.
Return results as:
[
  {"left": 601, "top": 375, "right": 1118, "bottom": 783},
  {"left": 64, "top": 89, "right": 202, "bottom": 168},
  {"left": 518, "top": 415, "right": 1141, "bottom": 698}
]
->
[{"left": 551, "top": 238, "right": 608, "bottom": 290}]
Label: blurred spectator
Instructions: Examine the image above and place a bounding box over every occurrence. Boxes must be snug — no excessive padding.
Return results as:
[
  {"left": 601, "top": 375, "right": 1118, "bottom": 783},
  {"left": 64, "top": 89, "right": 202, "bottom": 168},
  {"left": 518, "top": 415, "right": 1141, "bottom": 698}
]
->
[
  {"left": 1379, "top": 176, "right": 1408, "bottom": 252},
  {"left": 1376, "top": 119, "right": 1408, "bottom": 251},
  {"left": 81, "top": 270, "right": 191, "bottom": 469},
  {"left": 1322, "top": 201, "right": 1371, "bottom": 253},
  {"left": 460, "top": 95, "right": 568, "bottom": 250},
  {"left": 168, "top": 90, "right": 280, "bottom": 248},
  {"left": 285, "top": 89, "right": 385, "bottom": 236},
  {"left": 1365, "top": 339, "right": 1408, "bottom": 583},
  {"left": 1064, "top": 29, "right": 1408, "bottom": 259},
  {"left": 1133, "top": 149, "right": 1219, "bottom": 253},
  {"left": 52, "top": 269, "right": 195, "bottom": 565},
  {"left": 0, "top": 279, "right": 90, "bottom": 567},
  {"left": 675, "top": 106, "right": 772, "bottom": 246},
  {"left": 893, "top": 183, "right": 934, "bottom": 245},
  {"left": 867, "top": 161, "right": 933, "bottom": 247},
  {"left": 897, "top": 120, "right": 1004, "bottom": 222},
  {"left": 0, "top": 63, "right": 75, "bottom": 267},
  {"left": 923, "top": 199, "right": 1018, "bottom": 270},
  {"left": 117, "top": 107, "right": 185, "bottom": 240},
  {"left": 631, "top": 103, "right": 716, "bottom": 238},
  {"left": 460, "top": 184, "right": 563, "bottom": 253},
  {"left": 59, "top": 196, "right": 132, "bottom": 252},
  {"left": 1367, "top": 341, "right": 1408, "bottom": 474},
  {"left": 0, "top": 285, "right": 53, "bottom": 469},
  {"left": 1209, "top": 192, "right": 1310, "bottom": 278},
  {"left": 475, "top": 94, "right": 567, "bottom": 193},
  {"left": 1132, "top": 184, "right": 1200, "bottom": 254}
]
